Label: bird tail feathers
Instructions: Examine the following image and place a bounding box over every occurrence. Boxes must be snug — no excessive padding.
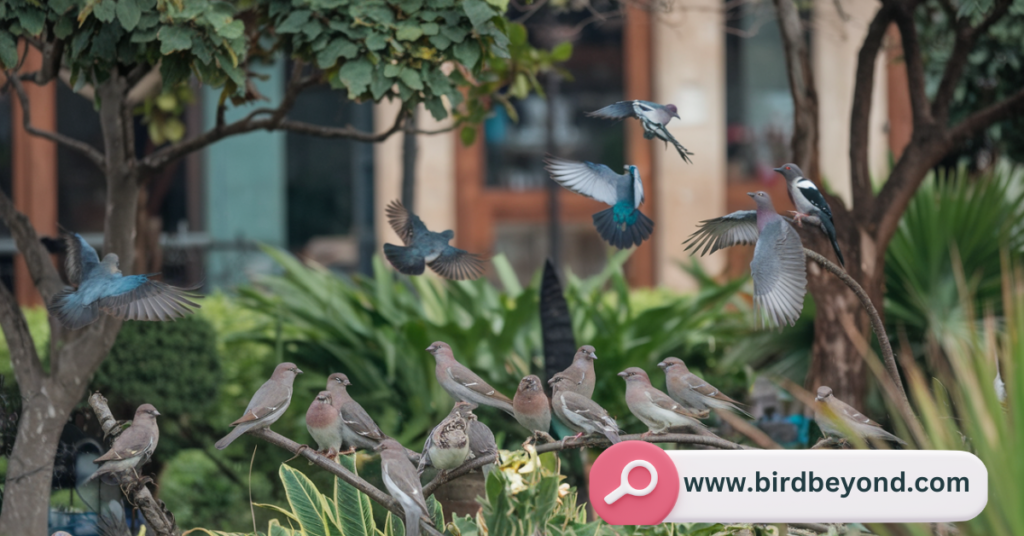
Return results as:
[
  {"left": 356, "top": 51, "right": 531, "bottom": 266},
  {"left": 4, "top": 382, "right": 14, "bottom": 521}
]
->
[
  {"left": 215, "top": 425, "right": 248, "bottom": 450},
  {"left": 383, "top": 244, "right": 426, "bottom": 275},
  {"left": 48, "top": 288, "right": 101, "bottom": 330},
  {"left": 603, "top": 429, "right": 621, "bottom": 445},
  {"left": 819, "top": 218, "right": 845, "bottom": 267},
  {"left": 592, "top": 208, "right": 654, "bottom": 249}
]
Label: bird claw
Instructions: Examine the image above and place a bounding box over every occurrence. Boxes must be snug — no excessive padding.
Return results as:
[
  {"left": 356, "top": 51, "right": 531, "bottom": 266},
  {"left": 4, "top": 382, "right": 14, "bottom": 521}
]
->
[
  {"left": 336, "top": 447, "right": 356, "bottom": 458},
  {"left": 788, "top": 211, "right": 809, "bottom": 227}
]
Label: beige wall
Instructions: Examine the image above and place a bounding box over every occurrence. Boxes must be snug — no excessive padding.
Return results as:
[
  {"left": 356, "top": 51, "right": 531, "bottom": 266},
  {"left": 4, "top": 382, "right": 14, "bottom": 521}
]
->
[
  {"left": 653, "top": 0, "right": 728, "bottom": 291},
  {"left": 814, "top": 0, "right": 890, "bottom": 207},
  {"left": 373, "top": 101, "right": 457, "bottom": 266}
]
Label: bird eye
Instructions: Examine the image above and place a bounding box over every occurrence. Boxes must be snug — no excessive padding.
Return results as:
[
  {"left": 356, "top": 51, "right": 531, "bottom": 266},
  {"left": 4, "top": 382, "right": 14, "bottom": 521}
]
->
[{"left": 786, "top": 166, "right": 791, "bottom": 170}]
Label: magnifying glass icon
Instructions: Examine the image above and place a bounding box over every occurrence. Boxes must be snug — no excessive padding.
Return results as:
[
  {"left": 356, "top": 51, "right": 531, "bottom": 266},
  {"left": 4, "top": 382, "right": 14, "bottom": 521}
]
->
[{"left": 604, "top": 460, "right": 659, "bottom": 505}]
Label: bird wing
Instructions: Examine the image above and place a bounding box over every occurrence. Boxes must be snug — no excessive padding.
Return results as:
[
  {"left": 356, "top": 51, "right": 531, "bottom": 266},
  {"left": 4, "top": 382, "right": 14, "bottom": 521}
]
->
[
  {"left": 231, "top": 382, "right": 291, "bottom": 425},
  {"left": 645, "top": 389, "right": 704, "bottom": 419},
  {"left": 683, "top": 372, "right": 742, "bottom": 405},
  {"left": 829, "top": 398, "right": 882, "bottom": 428},
  {"left": 794, "top": 179, "right": 833, "bottom": 219},
  {"left": 561, "top": 392, "right": 616, "bottom": 427},
  {"left": 683, "top": 210, "right": 759, "bottom": 256},
  {"left": 383, "top": 458, "right": 430, "bottom": 512},
  {"left": 64, "top": 232, "right": 101, "bottom": 287},
  {"left": 428, "top": 247, "right": 484, "bottom": 280},
  {"left": 632, "top": 168, "right": 645, "bottom": 208},
  {"left": 95, "top": 427, "right": 154, "bottom": 463},
  {"left": 339, "top": 401, "right": 387, "bottom": 441},
  {"left": 584, "top": 101, "right": 637, "bottom": 121},
  {"left": 544, "top": 158, "right": 624, "bottom": 206},
  {"left": 385, "top": 199, "right": 429, "bottom": 246},
  {"left": 97, "top": 277, "right": 202, "bottom": 321},
  {"left": 418, "top": 424, "right": 437, "bottom": 471},
  {"left": 447, "top": 366, "right": 512, "bottom": 404},
  {"left": 751, "top": 220, "right": 807, "bottom": 329}
]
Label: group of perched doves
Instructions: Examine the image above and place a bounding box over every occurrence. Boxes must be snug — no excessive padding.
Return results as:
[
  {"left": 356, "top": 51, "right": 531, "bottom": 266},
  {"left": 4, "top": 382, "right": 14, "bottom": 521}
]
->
[
  {"left": 91, "top": 341, "right": 902, "bottom": 536},
  {"left": 379, "top": 100, "right": 846, "bottom": 330}
]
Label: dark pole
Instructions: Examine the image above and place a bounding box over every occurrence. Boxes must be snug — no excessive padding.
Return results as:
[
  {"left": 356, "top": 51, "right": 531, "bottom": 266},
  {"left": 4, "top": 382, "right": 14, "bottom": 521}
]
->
[
  {"left": 545, "top": 73, "right": 562, "bottom": 272},
  {"left": 401, "top": 109, "right": 417, "bottom": 209},
  {"left": 351, "top": 102, "right": 375, "bottom": 276}
]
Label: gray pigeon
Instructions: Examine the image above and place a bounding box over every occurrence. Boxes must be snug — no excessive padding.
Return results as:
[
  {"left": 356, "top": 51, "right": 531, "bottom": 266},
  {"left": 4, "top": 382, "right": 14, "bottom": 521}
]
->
[
  {"left": 815, "top": 386, "right": 906, "bottom": 445},
  {"left": 84, "top": 404, "right": 160, "bottom": 485},
  {"left": 545, "top": 157, "right": 653, "bottom": 249},
  {"left": 48, "top": 232, "right": 201, "bottom": 329},
  {"left": 586, "top": 100, "right": 693, "bottom": 163},
  {"left": 383, "top": 200, "right": 483, "bottom": 280},
  {"left": 683, "top": 191, "right": 807, "bottom": 329},
  {"left": 427, "top": 341, "right": 515, "bottom": 415},
  {"left": 325, "top": 373, "right": 388, "bottom": 452},
  {"left": 215, "top": 363, "right": 302, "bottom": 450},
  {"left": 418, "top": 402, "right": 472, "bottom": 475},
  {"left": 378, "top": 439, "right": 431, "bottom": 536},
  {"left": 547, "top": 345, "right": 598, "bottom": 398},
  {"left": 550, "top": 376, "right": 621, "bottom": 444},
  {"left": 774, "top": 164, "right": 844, "bottom": 266},
  {"left": 659, "top": 357, "right": 748, "bottom": 417},
  {"left": 620, "top": 367, "right": 705, "bottom": 435}
]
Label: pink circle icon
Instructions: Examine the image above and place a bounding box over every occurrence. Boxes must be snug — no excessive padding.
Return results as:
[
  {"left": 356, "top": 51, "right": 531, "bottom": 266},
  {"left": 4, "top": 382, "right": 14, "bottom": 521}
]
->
[{"left": 589, "top": 440, "right": 679, "bottom": 525}]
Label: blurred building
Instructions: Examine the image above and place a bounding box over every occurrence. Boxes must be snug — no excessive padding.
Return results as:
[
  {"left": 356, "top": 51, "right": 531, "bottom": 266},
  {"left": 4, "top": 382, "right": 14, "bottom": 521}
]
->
[{"left": 2, "top": 0, "right": 900, "bottom": 303}]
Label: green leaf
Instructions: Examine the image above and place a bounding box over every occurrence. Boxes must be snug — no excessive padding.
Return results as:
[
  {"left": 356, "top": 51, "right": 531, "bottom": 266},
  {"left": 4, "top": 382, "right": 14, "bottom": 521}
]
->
[
  {"left": 54, "top": 15, "right": 75, "bottom": 39},
  {"left": 317, "top": 37, "right": 359, "bottom": 68},
  {"left": 486, "top": 0, "right": 509, "bottom": 10},
  {"left": 161, "top": 54, "right": 192, "bottom": 90},
  {"left": 420, "top": 22, "right": 439, "bottom": 36},
  {"left": 337, "top": 57, "right": 373, "bottom": 96},
  {"left": 424, "top": 95, "right": 446, "bottom": 120},
  {"left": 366, "top": 31, "right": 388, "bottom": 51},
  {"left": 370, "top": 71, "right": 392, "bottom": 100},
  {"left": 441, "top": 25, "right": 466, "bottom": 44},
  {"left": 277, "top": 10, "right": 311, "bottom": 33},
  {"left": 453, "top": 41, "right": 480, "bottom": 69},
  {"left": 396, "top": 23, "right": 423, "bottom": 41},
  {"left": 398, "top": 68, "right": 423, "bottom": 90},
  {"left": 462, "top": 0, "right": 496, "bottom": 28},
  {"left": 383, "top": 64, "right": 402, "bottom": 78},
  {"left": 216, "top": 51, "right": 245, "bottom": 87},
  {"left": 115, "top": 0, "right": 141, "bottom": 31},
  {"left": 0, "top": 32, "right": 17, "bottom": 69},
  {"left": 280, "top": 464, "right": 332, "bottom": 536},
  {"left": 159, "top": 25, "right": 196, "bottom": 54},
  {"left": 16, "top": 7, "right": 46, "bottom": 35},
  {"left": 551, "top": 41, "right": 572, "bottom": 61},
  {"left": 333, "top": 455, "right": 375, "bottom": 536},
  {"left": 217, "top": 20, "right": 245, "bottom": 40},
  {"left": 507, "top": 22, "right": 527, "bottom": 46},
  {"left": 460, "top": 126, "right": 476, "bottom": 146},
  {"left": 93, "top": 0, "right": 117, "bottom": 23},
  {"left": 428, "top": 34, "right": 451, "bottom": 50}
]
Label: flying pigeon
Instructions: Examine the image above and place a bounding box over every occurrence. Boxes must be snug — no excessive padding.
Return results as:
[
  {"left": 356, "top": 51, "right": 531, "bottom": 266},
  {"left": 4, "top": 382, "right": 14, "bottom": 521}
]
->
[
  {"left": 215, "top": 363, "right": 302, "bottom": 450},
  {"left": 658, "top": 357, "right": 749, "bottom": 417},
  {"left": 620, "top": 367, "right": 705, "bottom": 436},
  {"left": 427, "top": 341, "right": 515, "bottom": 415},
  {"left": 774, "top": 164, "right": 844, "bottom": 266},
  {"left": 814, "top": 386, "right": 906, "bottom": 445},
  {"left": 84, "top": 404, "right": 160, "bottom": 485},
  {"left": 383, "top": 200, "right": 484, "bottom": 280},
  {"left": 684, "top": 191, "right": 807, "bottom": 329},
  {"left": 586, "top": 100, "right": 693, "bottom": 163},
  {"left": 545, "top": 157, "right": 653, "bottom": 249},
  {"left": 547, "top": 345, "right": 598, "bottom": 398},
  {"left": 48, "top": 232, "right": 202, "bottom": 329}
]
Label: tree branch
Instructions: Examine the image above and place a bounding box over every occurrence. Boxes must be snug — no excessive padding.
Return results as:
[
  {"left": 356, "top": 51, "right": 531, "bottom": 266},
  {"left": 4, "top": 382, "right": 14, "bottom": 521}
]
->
[
  {"left": 534, "top": 433, "right": 753, "bottom": 453},
  {"left": 948, "top": 87, "right": 1024, "bottom": 145},
  {"left": 891, "top": 1, "right": 932, "bottom": 128},
  {"left": 247, "top": 428, "right": 443, "bottom": 536},
  {"left": 0, "top": 283, "right": 43, "bottom": 394},
  {"left": 88, "top": 393, "right": 179, "bottom": 536},
  {"left": 773, "top": 0, "right": 819, "bottom": 181},
  {"left": 421, "top": 453, "right": 497, "bottom": 497},
  {"left": 7, "top": 73, "right": 106, "bottom": 171},
  {"left": 0, "top": 189, "right": 64, "bottom": 301},
  {"left": 849, "top": 4, "right": 892, "bottom": 215}
]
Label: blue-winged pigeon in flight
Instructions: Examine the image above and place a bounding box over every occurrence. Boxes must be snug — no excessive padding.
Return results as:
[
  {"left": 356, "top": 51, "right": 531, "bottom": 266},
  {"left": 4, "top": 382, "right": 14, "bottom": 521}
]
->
[
  {"left": 774, "top": 164, "right": 845, "bottom": 266},
  {"left": 684, "top": 192, "right": 807, "bottom": 329},
  {"left": 586, "top": 100, "right": 693, "bottom": 164},
  {"left": 383, "top": 200, "right": 484, "bottom": 280},
  {"left": 544, "top": 157, "right": 654, "bottom": 249},
  {"left": 48, "top": 232, "right": 201, "bottom": 330}
]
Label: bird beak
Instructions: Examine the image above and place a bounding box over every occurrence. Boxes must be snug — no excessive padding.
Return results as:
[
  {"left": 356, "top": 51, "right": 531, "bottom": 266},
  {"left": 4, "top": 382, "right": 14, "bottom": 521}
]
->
[
  {"left": 590, "top": 352, "right": 598, "bottom": 360},
  {"left": 657, "top": 362, "right": 666, "bottom": 370},
  {"left": 815, "top": 396, "right": 824, "bottom": 401},
  {"left": 297, "top": 368, "right": 304, "bottom": 374},
  {"left": 617, "top": 371, "right": 628, "bottom": 378},
  {"left": 425, "top": 345, "right": 435, "bottom": 352},
  {"left": 773, "top": 167, "right": 783, "bottom": 173},
  {"left": 153, "top": 410, "right": 161, "bottom": 416},
  {"left": 746, "top": 192, "right": 755, "bottom": 199}
]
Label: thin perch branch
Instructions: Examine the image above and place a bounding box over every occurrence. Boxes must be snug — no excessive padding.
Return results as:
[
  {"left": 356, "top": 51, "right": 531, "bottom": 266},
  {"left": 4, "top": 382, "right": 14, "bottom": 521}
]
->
[
  {"left": 422, "top": 453, "right": 497, "bottom": 497},
  {"left": 534, "top": 433, "right": 753, "bottom": 453},
  {"left": 88, "top": 393, "right": 179, "bottom": 536}
]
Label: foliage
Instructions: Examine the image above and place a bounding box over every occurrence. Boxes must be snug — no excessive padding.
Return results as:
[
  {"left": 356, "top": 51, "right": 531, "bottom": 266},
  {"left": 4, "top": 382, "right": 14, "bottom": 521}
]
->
[
  {"left": 184, "top": 453, "right": 443, "bottom": 536},
  {"left": 234, "top": 249, "right": 753, "bottom": 450}
]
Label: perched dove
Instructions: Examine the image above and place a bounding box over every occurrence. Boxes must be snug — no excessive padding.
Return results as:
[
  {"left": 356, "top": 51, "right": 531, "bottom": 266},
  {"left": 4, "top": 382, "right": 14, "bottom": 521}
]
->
[
  {"left": 513, "top": 375, "right": 552, "bottom": 438},
  {"left": 306, "top": 391, "right": 343, "bottom": 459},
  {"left": 684, "top": 191, "right": 807, "bottom": 329},
  {"left": 659, "top": 357, "right": 749, "bottom": 417},
  {"left": 619, "top": 367, "right": 705, "bottom": 436},
  {"left": 814, "top": 386, "right": 906, "bottom": 445},
  {"left": 378, "top": 439, "right": 431, "bottom": 536},
  {"left": 215, "top": 363, "right": 302, "bottom": 450},
  {"left": 418, "top": 402, "right": 472, "bottom": 475},
  {"left": 84, "top": 404, "right": 160, "bottom": 485},
  {"left": 383, "top": 200, "right": 484, "bottom": 280},
  {"left": 547, "top": 345, "right": 598, "bottom": 398},
  {"left": 545, "top": 157, "right": 653, "bottom": 249},
  {"left": 325, "top": 373, "right": 388, "bottom": 452},
  {"left": 550, "top": 375, "right": 620, "bottom": 444},
  {"left": 427, "top": 341, "right": 514, "bottom": 415},
  {"left": 586, "top": 100, "right": 693, "bottom": 163},
  {"left": 774, "top": 164, "right": 844, "bottom": 266},
  {"left": 48, "top": 232, "right": 201, "bottom": 329}
]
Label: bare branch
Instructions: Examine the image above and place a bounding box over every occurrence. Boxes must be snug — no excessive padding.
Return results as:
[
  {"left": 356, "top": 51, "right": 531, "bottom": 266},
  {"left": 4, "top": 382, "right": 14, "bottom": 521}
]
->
[
  {"left": 0, "top": 190, "right": 64, "bottom": 301},
  {"left": 247, "top": 428, "right": 443, "bottom": 536},
  {"left": 7, "top": 74, "right": 106, "bottom": 171},
  {"left": 891, "top": 2, "right": 932, "bottom": 127},
  {"left": 773, "top": 0, "right": 819, "bottom": 181},
  {"left": 88, "top": 393, "right": 179, "bottom": 536},
  {"left": 534, "top": 433, "right": 753, "bottom": 453},
  {"left": 848, "top": 4, "right": 892, "bottom": 216},
  {"left": 948, "top": 87, "right": 1024, "bottom": 145},
  {"left": 422, "top": 453, "right": 497, "bottom": 497},
  {"left": 0, "top": 283, "right": 43, "bottom": 393}
]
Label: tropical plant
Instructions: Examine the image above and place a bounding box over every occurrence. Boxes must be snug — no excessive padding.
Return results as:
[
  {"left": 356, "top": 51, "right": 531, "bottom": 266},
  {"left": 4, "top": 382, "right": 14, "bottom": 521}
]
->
[{"left": 234, "top": 249, "right": 754, "bottom": 450}]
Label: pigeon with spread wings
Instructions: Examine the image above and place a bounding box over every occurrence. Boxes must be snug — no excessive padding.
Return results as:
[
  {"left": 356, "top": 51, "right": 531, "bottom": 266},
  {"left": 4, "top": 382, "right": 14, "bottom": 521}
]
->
[
  {"left": 587, "top": 100, "right": 693, "bottom": 163},
  {"left": 545, "top": 157, "right": 654, "bottom": 249},
  {"left": 684, "top": 192, "right": 807, "bottom": 329},
  {"left": 383, "top": 200, "right": 483, "bottom": 280},
  {"left": 48, "top": 232, "right": 201, "bottom": 329}
]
